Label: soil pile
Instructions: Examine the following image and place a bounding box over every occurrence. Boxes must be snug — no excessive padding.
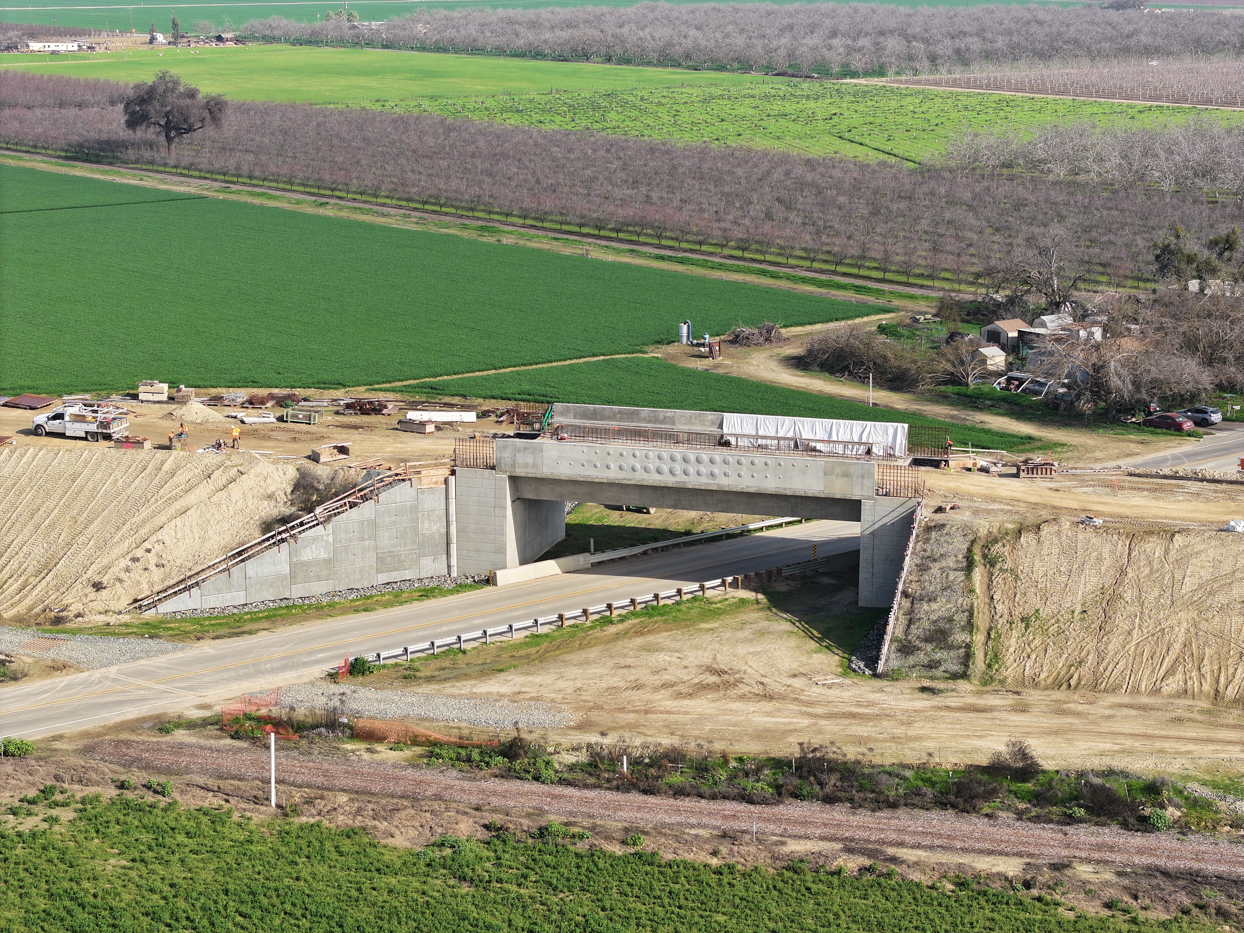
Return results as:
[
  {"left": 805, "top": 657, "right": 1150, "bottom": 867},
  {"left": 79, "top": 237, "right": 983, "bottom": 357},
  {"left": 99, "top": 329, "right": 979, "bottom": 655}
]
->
[
  {"left": 0, "top": 447, "right": 306, "bottom": 618},
  {"left": 889, "top": 511, "right": 1244, "bottom": 702},
  {"left": 160, "top": 401, "right": 231, "bottom": 425}
]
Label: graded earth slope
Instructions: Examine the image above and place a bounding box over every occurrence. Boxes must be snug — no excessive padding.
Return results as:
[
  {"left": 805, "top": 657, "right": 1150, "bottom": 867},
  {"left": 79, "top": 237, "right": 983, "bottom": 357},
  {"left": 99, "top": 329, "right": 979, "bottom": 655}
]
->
[
  {"left": 888, "top": 508, "right": 1244, "bottom": 702},
  {"left": 0, "top": 447, "right": 307, "bottom": 619}
]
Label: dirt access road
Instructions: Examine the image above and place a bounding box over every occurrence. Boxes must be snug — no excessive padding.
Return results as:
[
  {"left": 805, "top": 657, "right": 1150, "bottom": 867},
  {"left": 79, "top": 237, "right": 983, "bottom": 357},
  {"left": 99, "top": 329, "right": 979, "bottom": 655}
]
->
[
  {"left": 0, "top": 396, "right": 467, "bottom": 465},
  {"left": 657, "top": 331, "right": 1201, "bottom": 468},
  {"left": 90, "top": 738, "right": 1244, "bottom": 880}
]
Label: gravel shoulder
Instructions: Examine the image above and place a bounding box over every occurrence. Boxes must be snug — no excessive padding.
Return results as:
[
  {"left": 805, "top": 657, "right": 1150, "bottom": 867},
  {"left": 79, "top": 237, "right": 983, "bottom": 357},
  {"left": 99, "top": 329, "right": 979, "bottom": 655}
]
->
[
  {"left": 0, "top": 626, "right": 185, "bottom": 672},
  {"left": 89, "top": 739, "right": 1244, "bottom": 880},
  {"left": 280, "top": 681, "right": 577, "bottom": 730}
]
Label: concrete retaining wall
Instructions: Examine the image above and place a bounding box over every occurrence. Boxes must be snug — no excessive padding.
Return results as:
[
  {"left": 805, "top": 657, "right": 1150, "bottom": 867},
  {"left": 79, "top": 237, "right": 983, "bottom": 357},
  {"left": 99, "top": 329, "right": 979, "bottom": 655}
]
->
[
  {"left": 454, "top": 468, "right": 566, "bottom": 576},
  {"left": 858, "top": 497, "right": 921, "bottom": 608},
  {"left": 156, "top": 480, "right": 449, "bottom": 613}
]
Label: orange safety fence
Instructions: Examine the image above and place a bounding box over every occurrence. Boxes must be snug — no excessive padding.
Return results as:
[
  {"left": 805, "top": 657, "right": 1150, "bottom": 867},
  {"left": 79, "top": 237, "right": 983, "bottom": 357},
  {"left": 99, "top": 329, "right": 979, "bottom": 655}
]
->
[
  {"left": 351, "top": 718, "right": 499, "bottom": 748},
  {"left": 221, "top": 687, "right": 290, "bottom": 734}
]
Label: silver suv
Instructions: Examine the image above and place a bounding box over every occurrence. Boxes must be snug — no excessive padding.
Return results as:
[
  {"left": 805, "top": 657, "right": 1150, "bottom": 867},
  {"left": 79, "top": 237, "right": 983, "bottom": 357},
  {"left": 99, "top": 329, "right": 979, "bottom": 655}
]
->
[{"left": 1178, "top": 406, "right": 1223, "bottom": 427}]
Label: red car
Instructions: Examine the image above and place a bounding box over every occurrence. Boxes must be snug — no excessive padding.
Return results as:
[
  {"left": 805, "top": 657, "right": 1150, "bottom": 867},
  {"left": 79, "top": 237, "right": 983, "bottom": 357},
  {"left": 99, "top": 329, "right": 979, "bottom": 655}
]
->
[{"left": 1142, "top": 413, "right": 1196, "bottom": 432}]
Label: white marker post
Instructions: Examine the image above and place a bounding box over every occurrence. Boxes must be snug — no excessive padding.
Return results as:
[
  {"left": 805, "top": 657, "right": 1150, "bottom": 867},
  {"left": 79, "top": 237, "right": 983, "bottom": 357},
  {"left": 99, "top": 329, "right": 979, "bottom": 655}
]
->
[{"left": 269, "top": 732, "right": 276, "bottom": 808}]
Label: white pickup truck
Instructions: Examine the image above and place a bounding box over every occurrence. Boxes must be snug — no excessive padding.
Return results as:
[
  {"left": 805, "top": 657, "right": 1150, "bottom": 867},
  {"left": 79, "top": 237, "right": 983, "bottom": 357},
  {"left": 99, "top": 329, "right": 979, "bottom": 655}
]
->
[{"left": 32, "top": 404, "right": 130, "bottom": 442}]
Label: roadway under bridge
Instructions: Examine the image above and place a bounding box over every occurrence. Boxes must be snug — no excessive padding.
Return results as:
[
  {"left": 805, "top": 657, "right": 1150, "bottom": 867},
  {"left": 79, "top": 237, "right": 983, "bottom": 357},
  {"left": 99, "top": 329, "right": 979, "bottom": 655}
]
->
[{"left": 452, "top": 403, "right": 922, "bottom": 607}]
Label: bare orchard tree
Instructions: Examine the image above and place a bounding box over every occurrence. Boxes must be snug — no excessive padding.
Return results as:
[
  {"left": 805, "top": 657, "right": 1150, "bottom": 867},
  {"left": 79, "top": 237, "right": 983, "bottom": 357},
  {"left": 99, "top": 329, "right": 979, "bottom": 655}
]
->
[
  {"left": 1021, "top": 230, "right": 1091, "bottom": 311},
  {"left": 123, "top": 71, "right": 226, "bottom": 158},
  {"left": 933, "top": 339, "right": 990, "bottom": 387}
]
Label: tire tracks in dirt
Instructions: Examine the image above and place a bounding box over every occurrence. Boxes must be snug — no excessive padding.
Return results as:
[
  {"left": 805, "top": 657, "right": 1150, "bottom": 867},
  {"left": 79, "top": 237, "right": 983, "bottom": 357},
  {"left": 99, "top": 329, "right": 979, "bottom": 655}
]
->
[{"left": 90, "top": 740, "right": 1244, "bottom": 879}]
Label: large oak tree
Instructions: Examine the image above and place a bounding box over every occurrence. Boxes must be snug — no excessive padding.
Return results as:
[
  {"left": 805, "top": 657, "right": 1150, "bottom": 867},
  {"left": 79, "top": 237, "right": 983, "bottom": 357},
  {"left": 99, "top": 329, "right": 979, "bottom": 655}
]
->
[{"left": 122, "top": 70, "right": 226, "bottom": 158}]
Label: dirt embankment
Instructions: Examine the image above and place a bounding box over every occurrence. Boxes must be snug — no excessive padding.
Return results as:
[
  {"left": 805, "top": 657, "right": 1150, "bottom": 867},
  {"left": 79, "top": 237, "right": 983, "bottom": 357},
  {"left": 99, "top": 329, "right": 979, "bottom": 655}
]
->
[
  {"left": 889, "top": 511, "right": 1244, "bottom": 702},
  {"left": 0, "top": 447, "right": 325, "bottom": 619}
]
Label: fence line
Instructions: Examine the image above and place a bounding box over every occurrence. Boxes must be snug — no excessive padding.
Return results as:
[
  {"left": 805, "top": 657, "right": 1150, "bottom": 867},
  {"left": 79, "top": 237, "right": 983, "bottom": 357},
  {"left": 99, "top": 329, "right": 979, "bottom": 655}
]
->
[{"left": 453, "top": 437, "right": 497, "bottom": 470}]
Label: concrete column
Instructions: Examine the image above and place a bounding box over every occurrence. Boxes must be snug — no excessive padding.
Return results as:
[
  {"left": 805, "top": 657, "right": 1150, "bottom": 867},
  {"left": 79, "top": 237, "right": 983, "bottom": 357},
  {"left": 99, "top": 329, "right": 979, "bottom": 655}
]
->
[{"left": 446, "top": 474, "right": 457, "bottom": 577}]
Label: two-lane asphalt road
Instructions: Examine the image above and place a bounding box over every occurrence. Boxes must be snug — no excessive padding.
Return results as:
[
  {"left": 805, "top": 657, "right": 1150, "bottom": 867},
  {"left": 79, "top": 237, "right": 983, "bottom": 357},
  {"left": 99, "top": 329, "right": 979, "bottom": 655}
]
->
[
  {"left": 0, "top": 520, "right": 858, "bottom": 739},
  {"left": 1122, "top": 421, "right": 1244, "bottom": 471}
]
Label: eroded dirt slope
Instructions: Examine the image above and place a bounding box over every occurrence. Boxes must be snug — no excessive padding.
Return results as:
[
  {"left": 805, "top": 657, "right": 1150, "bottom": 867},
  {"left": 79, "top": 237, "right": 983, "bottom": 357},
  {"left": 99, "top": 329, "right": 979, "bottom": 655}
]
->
[
  {"left": 0, "top": 447, "right": 303, "bottom": 618},
  {"left": 890, "top": 510, "right": 1244, "bottom": 702}
]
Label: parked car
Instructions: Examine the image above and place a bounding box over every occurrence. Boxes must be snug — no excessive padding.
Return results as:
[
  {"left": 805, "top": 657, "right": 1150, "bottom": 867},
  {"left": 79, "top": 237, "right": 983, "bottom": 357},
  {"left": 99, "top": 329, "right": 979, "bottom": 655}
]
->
[
  {"left": 1142, "top": 413, "right": 1196, "bottom": 432},
  {"left": 1177, "top": 406, "right": 1222, "bottom": 427}
]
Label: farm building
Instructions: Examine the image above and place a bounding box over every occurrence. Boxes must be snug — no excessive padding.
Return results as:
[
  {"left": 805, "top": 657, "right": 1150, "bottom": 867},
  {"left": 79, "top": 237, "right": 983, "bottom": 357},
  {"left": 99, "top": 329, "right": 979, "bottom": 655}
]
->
[
  {"left": 21, "top": 41, "right": 80, "bottom": 52},
  {"left": 972, "top": 345, "right": 1007, "bottom": 372},
  {"left": 978, "top": 318, "right": 1029, "bottom": 354}
]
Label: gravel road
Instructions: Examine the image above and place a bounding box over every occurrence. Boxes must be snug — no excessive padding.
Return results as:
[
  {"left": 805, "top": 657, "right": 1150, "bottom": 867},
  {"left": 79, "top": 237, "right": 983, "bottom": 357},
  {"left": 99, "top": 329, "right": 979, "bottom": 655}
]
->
[
  {"left": 280, "top": 682, "right": 577, "bottom": 730},
  {"left": 91, "top": 740, "right": 1244, "bottom": 879},
  {"left": 0, "top": 627, "right": 184, "bottom": 670}
]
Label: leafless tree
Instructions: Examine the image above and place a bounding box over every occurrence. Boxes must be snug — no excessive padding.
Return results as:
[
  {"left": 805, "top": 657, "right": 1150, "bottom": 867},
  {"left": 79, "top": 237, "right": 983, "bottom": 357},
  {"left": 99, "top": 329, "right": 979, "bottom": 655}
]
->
[{"left": 933, "top": 339, "right": 989, "bottom": 387}]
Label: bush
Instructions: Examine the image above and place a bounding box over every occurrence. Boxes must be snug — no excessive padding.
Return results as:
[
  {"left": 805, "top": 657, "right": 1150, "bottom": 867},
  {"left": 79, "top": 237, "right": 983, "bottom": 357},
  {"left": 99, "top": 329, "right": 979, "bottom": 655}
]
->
[
  {"left": 624, "top": 833, "right": 646, "bottom": 848},
  {"left": 800, "top": 327, "right": 930, "bottom": 391},
  {"left": 348, "top": 655, "right": 375, "bottom": 677},
  {"left": 1148, "top": 808, "right": 1172, "bottom": 831},
  {"left": 986, "top": 739, "right": 1041, "bottom": 782},
  {"left": 1, "top": 738, "right": 35, "bottom": 758},
  {"left": 144, "top": 779, "right": 174, "bottom": 798}
]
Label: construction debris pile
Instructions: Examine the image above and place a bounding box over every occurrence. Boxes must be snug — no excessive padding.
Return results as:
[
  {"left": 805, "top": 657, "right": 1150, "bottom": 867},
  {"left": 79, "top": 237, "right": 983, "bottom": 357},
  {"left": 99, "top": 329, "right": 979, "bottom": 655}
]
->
[{"left": 727, "top": 321, "right": 788, "bottom": 347}]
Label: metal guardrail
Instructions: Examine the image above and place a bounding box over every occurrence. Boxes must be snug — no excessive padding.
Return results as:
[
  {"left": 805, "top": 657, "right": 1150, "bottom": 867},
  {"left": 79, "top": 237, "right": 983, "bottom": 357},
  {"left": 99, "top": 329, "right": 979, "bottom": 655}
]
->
[
  {"left": 127, "top": 468, "right": 416, "bottom": 614},
  {"left": 344, "top": 556, "right": 842, "bottom": 669},
  {"left": 582, "top": 516, "right": 804, "bottom": 566}
]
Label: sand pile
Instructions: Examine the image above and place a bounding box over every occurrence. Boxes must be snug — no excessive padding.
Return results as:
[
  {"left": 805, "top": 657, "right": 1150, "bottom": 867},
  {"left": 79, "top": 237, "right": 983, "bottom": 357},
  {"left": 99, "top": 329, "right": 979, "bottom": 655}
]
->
[
  {"left": 0, "top": 447, "right": 307, "bottom": 618},
  {"left": 161, "top": 401, "right": 231, "bottom": 425},
  {"left": 889, "top": 512, "right": 1244, "bottom": 702}
]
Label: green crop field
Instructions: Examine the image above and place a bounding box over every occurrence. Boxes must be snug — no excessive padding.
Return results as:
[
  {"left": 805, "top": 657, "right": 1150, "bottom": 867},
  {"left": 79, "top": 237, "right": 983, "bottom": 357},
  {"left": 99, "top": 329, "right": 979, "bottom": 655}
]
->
[
  {"left": 12, "top": 44, "right": 1239, "bottom": 162},
  {"left": 0, "top": 793, "right": 1202, "bottom": 932},
  {"left": 0, "top": 163, "right": 883, "bottom": 396},
  {"left": 2, "top": 0, "right": 1085, "bottom": 32},
  {"left": 404, "top": 356, "right": 1038, "bottom": 450},
  {"left": 393, "top": 81, "right": 1244, "bottom": 162},
  {"left": 1, "top": 44, "right": 772, "bottom": 103}
]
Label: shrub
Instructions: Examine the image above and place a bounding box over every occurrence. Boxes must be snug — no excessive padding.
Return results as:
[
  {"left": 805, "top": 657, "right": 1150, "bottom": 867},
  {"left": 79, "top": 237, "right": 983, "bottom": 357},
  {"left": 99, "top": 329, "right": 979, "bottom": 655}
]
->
[
  {"left": 624, "top": 833, "right": 646, "bottom": 848},
  {"left": 145, "top": 779, "right": 174, "bottom": 798},
  {"left": 348, "top": 655, "right": 375, "bottom": 677},
  {"left": 986, "top": 738, "right": 1042, "bottom": 782},
  {"left": 1, "top": 738, "right": 35, "bottom": 757},
  {"left": 1148, "top": 808, "right": 1172, "bottom": 831}
]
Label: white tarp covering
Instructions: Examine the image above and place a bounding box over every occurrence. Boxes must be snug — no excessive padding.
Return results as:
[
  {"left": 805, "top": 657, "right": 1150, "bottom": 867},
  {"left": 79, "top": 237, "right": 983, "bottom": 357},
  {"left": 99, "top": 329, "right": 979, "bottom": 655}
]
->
[{"left": 721, "top": 413, "right": 908, "bottom": 457}]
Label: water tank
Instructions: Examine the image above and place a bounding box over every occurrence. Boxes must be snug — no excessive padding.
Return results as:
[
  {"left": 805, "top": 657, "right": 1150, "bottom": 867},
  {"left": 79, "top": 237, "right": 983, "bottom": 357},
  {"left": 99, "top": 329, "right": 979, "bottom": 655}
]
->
[{"left": 678, "top": 320, "right": 691, "bottom": 344}]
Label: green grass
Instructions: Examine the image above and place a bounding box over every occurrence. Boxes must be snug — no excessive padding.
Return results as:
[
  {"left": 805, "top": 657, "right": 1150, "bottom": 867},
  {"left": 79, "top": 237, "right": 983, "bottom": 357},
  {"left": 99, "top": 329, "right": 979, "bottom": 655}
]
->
[
  {"left": 0, "top": 166, "right": 203, "bottom": 213},
  {"left": 401, "top": 356, "right": 1038, "bottom": 451},
  {"left": 2, "top": 0, "right": 1090, "bottom": 32},
  {"left": 2, "top": 793, "right": 1201, "bottom": 933},
  {"left": 0, "top": 163, "right": 883, "bottom": 395},
  {"left": 12, "top": 46, "right": 1241, "bottom": 162},
  {"left": 389, "top": 80, "right": 1244, "bottom": 162},
  {"left": 1, "top": 44, "right": 771, "bottom": 103}
]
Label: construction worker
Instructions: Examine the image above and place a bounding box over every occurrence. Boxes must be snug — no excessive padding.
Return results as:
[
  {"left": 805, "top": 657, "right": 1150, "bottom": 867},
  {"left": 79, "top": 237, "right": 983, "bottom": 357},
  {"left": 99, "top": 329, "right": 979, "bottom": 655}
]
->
[{"left": 231, "top": 424, "right": 240, "bottom": 449}]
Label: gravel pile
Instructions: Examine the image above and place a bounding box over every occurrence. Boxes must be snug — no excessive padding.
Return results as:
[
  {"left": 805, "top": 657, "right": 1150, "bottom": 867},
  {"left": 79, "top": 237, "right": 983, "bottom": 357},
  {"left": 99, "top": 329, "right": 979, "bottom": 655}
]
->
[
  {"left": 0, "top": 626, "right": 184, "bottom": 670},
  {"left": 159, "top": 573, "right": 490, "bottom": 619},
  {"left": 849, "top": 616, "right": 888, "bottom": 676},
  {"left": 281, "top": 681, "right": 577, "bottom": 730}
]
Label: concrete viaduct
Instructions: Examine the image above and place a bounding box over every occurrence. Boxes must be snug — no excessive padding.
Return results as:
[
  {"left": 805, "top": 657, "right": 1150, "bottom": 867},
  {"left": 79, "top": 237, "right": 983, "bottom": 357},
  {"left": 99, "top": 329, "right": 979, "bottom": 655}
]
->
[{"left": 453, "top": 404, "right": 921, "bottom": 607}]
